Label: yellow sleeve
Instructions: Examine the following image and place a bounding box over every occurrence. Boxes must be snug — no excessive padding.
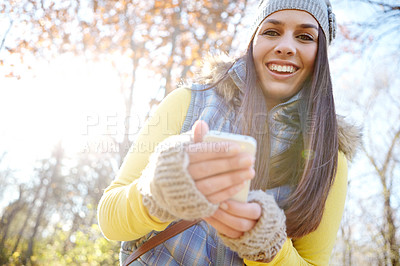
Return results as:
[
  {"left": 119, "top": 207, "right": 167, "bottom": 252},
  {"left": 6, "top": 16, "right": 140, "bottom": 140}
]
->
[
  {"left": 97, "top": 87, "right": 192, "bottom": 241},
  {"left": 244, "top": 152, "right": 348, "bottom": 266}
]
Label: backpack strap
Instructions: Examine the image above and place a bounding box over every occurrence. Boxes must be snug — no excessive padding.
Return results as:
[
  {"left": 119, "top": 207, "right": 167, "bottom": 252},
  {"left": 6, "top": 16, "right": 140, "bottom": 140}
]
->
[{"left": 122, "top": 219, "right": 201, "bottom": 266}]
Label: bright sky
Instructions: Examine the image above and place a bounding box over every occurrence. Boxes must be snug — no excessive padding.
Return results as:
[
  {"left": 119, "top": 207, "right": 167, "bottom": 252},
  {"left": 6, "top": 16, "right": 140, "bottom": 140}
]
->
[{"left": 0, "top": 53, "right": 161, "bottom": 192}]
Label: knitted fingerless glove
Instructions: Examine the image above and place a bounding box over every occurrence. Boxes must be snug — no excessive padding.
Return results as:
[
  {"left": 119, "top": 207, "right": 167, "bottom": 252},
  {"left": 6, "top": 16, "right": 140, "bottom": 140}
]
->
[
  {"left": 219, "top": 190, "right": 287, "bottom": 262},
  {"left": 137, "top": 133, "right": 219, "bottom": 221}
]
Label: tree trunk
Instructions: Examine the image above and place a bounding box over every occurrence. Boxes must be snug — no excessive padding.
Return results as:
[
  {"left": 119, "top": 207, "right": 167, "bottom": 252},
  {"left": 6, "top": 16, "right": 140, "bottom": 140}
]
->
[
  {"left": 384, "top": 191, "right": 399, "bottom": 266},
  {"left": 24, "top": 182, "right": 51, "bottom": 264},
  {"left": 163, "top": 7, "right": 181, "bottom": 97},
  {"left": 363, "top": 127, "right": 400, "bottom": 266},
  {"left": 0, "top": 186, "right": 25, "bottom": 249},
  {"left": 24, "top": 142, "right": 63, "bottom": 264},
  {"left": 118, "top": 2, "right": 139, "bottom": 163},
  {"left": 11, "top": 179, "right": 44, "bottom": 255}
]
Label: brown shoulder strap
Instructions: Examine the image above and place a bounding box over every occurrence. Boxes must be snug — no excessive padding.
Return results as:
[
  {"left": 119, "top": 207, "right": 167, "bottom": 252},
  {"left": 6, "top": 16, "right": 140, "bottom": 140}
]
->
[{"left": 122, "top": 219, "right": 200, "bottom": 266}]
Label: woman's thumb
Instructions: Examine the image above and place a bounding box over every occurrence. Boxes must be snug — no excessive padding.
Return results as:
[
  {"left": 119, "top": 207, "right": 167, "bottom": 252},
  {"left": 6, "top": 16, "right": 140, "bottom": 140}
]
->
[{"left": 192, "top": 120, "right": 209, "bottom": 143}]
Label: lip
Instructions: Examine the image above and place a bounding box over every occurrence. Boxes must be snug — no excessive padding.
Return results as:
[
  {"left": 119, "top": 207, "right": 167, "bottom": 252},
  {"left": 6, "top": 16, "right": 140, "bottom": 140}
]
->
[{"left": 265, "top": 60, "right": 300, "bottom": 80}]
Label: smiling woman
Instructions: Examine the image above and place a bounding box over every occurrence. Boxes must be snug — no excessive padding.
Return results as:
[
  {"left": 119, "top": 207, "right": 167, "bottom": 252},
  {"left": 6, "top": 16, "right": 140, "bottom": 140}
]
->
[
  {"left": 97, "top": 0, "right": 359, "bottom": 265},
  {"left": 252, "top": 10, "right": 319, "bottom": 109}
]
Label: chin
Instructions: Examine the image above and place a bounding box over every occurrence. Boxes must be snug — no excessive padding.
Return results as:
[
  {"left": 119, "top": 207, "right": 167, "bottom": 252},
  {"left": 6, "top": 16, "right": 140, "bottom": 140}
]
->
[{"left": 261, "top": 84, "right": 298, "bottom": 102}]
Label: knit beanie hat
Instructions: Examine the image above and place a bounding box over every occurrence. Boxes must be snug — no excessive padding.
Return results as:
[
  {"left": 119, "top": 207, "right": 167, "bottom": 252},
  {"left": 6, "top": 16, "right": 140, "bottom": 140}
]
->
[{"left": 249, "top": 0, "right": 336, "bottom": 45}]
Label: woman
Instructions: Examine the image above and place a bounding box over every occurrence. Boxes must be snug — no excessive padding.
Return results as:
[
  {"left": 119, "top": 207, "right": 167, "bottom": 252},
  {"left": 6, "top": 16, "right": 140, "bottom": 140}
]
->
[{"left": 98, "top": 0, "right": 360, "bottom": 264}]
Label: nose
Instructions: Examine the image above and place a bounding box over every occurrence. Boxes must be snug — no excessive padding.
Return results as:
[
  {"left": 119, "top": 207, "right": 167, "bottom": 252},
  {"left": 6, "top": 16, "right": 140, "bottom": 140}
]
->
[{"left": 274, "top": 35, "right": 296, "bottom": 56}]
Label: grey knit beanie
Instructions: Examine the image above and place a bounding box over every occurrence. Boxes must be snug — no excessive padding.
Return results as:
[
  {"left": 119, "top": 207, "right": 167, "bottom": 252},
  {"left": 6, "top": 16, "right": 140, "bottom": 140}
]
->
[{"left": 249, "top": 0, "right": 336, "bottom": 45}]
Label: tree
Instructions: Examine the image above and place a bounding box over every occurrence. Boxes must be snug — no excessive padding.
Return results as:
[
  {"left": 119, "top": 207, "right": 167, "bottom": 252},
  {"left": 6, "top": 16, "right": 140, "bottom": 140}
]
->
[
  {"left": 0, "top": 153, "right": 15, "bottom": 205},
  {"left": 339, "top": 0, "right": 400, "bottom": 53},
  {"left": 0, "top": 185, "right": 26, "bottom": 263},
  {"left": 0, "top": 1, "right": 256, "bottom": 264},
  {"left": 1, "top": 0, "right": 249, "bottom": 162},
  {"left": 329, "top": 1, "right": 400, "bottom": 264},
  {"left": 352, "top": 0, "right": 400, "bottom": 47},
  {"left": 360, "top": 70, "right": 400, "bottom": 265}
]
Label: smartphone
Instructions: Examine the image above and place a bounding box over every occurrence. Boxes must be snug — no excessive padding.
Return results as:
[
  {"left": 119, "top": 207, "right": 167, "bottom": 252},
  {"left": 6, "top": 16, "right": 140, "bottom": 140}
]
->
[{"left": 203, "top": 130, "right": 257, "bottom": 203}]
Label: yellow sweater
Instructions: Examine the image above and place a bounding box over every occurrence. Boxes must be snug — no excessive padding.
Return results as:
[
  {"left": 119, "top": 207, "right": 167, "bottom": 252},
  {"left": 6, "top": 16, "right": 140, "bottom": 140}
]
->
[{"left": 98, "top": 87, "right": 348, "bottom": 265}]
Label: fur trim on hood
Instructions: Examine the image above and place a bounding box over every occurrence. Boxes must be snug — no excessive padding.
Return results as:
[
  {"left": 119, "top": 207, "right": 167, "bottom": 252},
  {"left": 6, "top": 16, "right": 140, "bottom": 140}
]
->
[
  {"left": 195, "top": 53, "right": 239, "bottom": 103},
  {"left": 337, "top": 116, "right": 361, "bottom": 161},
  {"left": 194, "top": 53, "right": 361, "bottom": 161}
]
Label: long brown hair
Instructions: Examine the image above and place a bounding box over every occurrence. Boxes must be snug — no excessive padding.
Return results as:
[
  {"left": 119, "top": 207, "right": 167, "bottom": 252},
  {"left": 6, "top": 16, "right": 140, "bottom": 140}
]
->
[
  {"left": 238, "top": 27, "right": 338, "bottom": 238},
  {"left": 284, "top": 27, "right": 338, "bottom": 238},
  {"left": 204, "top": 27, "right": 338, "bottom": 238}
]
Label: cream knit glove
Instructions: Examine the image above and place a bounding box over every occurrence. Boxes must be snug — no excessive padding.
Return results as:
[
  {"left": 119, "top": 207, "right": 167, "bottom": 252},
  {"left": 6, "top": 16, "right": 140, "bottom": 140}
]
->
[
  {"left": 219, "top": 190, "right": 287, "bottom": 262},
  {"left": 137, "top": 133, "right": 219, "bottom": 221}
]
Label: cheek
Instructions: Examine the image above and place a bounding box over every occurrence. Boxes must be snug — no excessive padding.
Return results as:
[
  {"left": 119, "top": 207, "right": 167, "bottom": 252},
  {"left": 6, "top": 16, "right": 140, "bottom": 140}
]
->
[
  {"left": 252, "top": 43, "right": 262, "bottom": 62},
  {"left": 304, "top": 47, "right": 318, "bottom": 73},
  {"left": 252, "top": 38, "right": 270, "bottom": 62}
]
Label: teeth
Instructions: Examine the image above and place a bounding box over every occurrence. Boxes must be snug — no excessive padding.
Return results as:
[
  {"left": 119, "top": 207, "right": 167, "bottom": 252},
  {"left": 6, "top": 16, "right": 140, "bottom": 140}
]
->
[{"left": 268, "top": 64, "right": 296, "bottom": 73}]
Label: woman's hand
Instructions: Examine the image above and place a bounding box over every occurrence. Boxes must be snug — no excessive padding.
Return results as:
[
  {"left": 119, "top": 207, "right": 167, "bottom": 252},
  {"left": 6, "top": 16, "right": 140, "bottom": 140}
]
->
[
  {"left": 187, "top": 120, "right": 256, "bottom": 204},
  {"left": 204, "top": 200, "right": 262, "bottom": 238}
]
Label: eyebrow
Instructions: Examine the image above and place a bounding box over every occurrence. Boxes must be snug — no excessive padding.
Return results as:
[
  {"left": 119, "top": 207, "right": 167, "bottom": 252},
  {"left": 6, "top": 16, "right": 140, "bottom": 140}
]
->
[
  {"left": 262, "top": 19, "right": 318, "bottom": 30},
  {"left": 299, "top": 23, "right": 319, "bottom": 30}
]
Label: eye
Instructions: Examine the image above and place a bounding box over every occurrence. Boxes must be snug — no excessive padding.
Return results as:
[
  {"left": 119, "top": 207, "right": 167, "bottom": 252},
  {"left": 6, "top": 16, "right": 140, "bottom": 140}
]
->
[
  {"left": 297, "top": 34, "right": 314, "bottom": 41},
  {"left": 261, "top": 30, "right": 279, "bottom": 37}
]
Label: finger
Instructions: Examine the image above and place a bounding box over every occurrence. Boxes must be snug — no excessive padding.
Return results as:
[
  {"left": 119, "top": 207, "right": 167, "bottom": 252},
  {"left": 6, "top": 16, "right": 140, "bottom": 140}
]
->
[
  {"left": 189, "top": 153, "right": 254, "bottom": 180},
  {"left": 203, "top": 216, "right": 243, "bottom": 239},
  {"left": 220, "top": 201, "right": 262, "bottom": 220},
  {"left": 196, "top": 168, "right": 255, "bottom": 196},
  {"left": 186, "top": 142, "right": 240, "bottom": 163},
  {"left": 212, "top": 208, "right": 257, "bottom": 232},
  {"left": 206, "top": 181, "right": 247, "bottom": 204},
  {"left": 192, "top": 120, "right": 209, "bottom": 143}
]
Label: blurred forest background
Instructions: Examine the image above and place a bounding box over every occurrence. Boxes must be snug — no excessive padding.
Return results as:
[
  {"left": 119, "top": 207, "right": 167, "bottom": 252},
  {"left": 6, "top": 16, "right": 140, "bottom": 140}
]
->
[{"left": 0, "top": 0, "right": 399, "bottom": 265}]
